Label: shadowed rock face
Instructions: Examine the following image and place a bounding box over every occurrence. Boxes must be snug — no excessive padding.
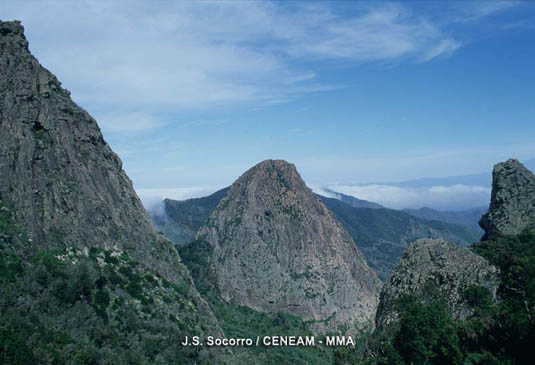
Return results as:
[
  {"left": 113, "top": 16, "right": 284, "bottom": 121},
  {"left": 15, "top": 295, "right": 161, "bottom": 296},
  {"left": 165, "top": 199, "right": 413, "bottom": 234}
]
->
[
  {"left": 197, "top": 159, "right": 381, "bottom": 333},
  {"left": 480, "top": 159, "right": 535, "bottom": 241},
  {"left": 0, "top": 19, "right": 223, "bottom": 338},
  {"left": 375, "top": 238, "right": 498, "bottom": 329}
]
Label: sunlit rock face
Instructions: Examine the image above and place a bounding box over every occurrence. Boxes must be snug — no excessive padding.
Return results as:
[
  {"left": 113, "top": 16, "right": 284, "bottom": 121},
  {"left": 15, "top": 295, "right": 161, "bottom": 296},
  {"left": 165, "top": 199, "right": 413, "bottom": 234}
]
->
[
  {"left": 376, "top": 238, "right": 498, "bottom": 329},
  {"left": 197, "top": 159, "right": 382, "bottom": 334}
]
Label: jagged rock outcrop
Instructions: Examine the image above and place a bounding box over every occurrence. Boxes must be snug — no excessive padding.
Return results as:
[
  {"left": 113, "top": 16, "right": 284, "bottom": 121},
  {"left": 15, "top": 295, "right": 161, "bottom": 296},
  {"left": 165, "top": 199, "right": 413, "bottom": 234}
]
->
[
  {"left": 196, "top": 159, "right": 381, "bottom": 333},
  {"left": 479, "top": 159, "right": 535, "bottom": 241},
  {"left": 376, "top": 238, "right": 498, "bottom": 329},
  {"left": 0, "top": 19, "right": 224, "bottom": 357},
  {"left": 2, "top": 20, "right": 159, "bottom": 265}
]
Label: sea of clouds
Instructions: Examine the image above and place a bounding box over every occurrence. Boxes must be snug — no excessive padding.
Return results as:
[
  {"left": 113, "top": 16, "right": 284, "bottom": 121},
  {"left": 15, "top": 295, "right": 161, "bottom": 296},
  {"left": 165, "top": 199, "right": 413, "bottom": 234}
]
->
[{"left": 314, "top": 184, "right": 491, "bottom": 211}]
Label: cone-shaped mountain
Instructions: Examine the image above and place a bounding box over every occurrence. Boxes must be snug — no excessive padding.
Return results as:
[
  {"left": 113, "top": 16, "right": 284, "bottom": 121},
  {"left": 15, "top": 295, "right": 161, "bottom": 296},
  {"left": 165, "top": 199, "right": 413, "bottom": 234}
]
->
[{"left": 196, "top": 159, "right": 382, "bottom": 333}]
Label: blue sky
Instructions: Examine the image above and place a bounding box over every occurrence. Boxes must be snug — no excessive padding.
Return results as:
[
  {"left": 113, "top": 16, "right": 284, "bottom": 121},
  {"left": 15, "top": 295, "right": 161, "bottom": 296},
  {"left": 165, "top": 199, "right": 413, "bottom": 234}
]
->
[{"left": 2, "top": 1, "right": 535, "bottom": 209}]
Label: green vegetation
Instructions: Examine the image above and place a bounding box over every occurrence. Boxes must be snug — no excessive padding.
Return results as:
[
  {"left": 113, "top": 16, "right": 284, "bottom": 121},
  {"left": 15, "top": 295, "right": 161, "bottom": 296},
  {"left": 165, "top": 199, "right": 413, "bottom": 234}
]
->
[
  {"left": 4, "top": 188, "right": 534, "bottom": 364},
  {"left": 153, "top": 188, "right": 229, "bottom": 246},
  {"left": 0, "top": 201, "right": 215, "bottom": 364},
  {"left": 179, "top": 239, "right": 335, "bottom": 364},
  {"left": 394, "top": 299, "right": 463, "bottom": 364},
  {"left": 153, "top": 190, "right": 481, "bottom": 282},
  {"left": 471, "top": 230, "right": 535, "bottom": 364},
  {"left": 320, "top": 196, "right": 482, "bottom": 280},
  {"left": 337, "top": 230, "right": 535, "bottom": 364}
]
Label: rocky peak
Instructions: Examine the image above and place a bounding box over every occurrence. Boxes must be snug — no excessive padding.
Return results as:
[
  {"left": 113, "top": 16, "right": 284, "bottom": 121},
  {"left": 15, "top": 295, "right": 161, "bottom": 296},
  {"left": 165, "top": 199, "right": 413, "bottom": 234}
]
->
[
  {"left": 240, "top": 159, "right": 303, "bottom": 188},
  {"left": 1, "top": 20, "right": 24, "bottom": 36},
  {"left": 376, "top": 238, "right": 498, "bottom": 329},
  {"left": 1, "top": 19, "right": 151, "bottom": 257},
  {"left": 479, "top": 159, "right": 535, "bottom": 241},
  {"left": 0, "top": 19, "right": 223, "bottom": 340},
  {"left": 197, "top": 159, "right": 381, "bottom": 333}
]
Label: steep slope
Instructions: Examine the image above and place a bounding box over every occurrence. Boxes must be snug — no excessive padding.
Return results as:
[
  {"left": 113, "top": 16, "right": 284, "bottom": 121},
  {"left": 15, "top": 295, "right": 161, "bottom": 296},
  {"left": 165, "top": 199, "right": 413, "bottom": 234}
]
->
[
  {"left": 322, "top": 189, "right": 384, "bottom": 209},
  {"left": 403, "top": 206, "right": 487, "bottom": 232},
  {"left": 191, "top": 160, "right": 381, "bottom": 333},
  {"left": 0, "top": 20, "right": 224, "bottom": 363},
  {"left": 319, "top": 197, "right": 482, "bottom": 280},
  {"left": 152, "top": 187, "right": 229, "bottom": 246},
  {"left": 357, "top": 159, "right": 535, "bottom": 364},
  {"left": 375, "top": 238, "right": 498, "bottom": 329},
  {"left": 480, "top": 159, "right": 535, "bottom": 240},
  {"left": 154, "top": 190, "right": 480, "bottom": 282}
]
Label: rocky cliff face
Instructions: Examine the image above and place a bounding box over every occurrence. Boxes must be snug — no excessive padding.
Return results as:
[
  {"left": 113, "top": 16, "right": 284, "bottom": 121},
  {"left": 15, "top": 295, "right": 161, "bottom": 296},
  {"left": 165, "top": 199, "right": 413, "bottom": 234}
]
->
[
  {"left": 0, "top": 20, "right": 223, "bottom": 358},
  {"left": 196, "top": 159, "right": 381, "bottom": 333},
  {"left": 2, "top": 21, "right": 157, "bottom": 263},
  {"left": 480, "top": 159, "right": 535, "bottom": 241},
  {"left": 375, "top": 238, "right": 498, "bottom": 329}
]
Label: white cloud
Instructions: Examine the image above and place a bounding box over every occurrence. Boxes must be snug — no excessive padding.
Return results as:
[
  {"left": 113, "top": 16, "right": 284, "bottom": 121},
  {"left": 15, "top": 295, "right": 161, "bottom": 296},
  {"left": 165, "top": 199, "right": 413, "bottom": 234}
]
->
[
  {"left": 309, "top": 185, "right": 338, "bottom": 199},
  {"left": 1, "top": 1, "right": 473, "bottom": 132},
  {"left": 420, "top": 38, "right": 461, "bottom": 62},
  {"left": 136, "top": 186, "right": 221, "bottom": 221},
  {"left": 327, "top": 184, "right": 491, "bottom": 210},
  {"left": 455, "top": 1, "right": 521, "bottom": 21},
  {"left": 285, "top": 3, "right": 449, "bottom": 61},
  {"left": 1, "top": 0, "right": 520, "bottom": 137}
]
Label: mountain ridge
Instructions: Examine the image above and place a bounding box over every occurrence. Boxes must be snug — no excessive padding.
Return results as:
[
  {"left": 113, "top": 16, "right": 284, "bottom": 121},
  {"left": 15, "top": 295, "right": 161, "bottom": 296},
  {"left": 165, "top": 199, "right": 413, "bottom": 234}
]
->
[
  {"left": 318, "top": 196, "right": 482, "bottom": 280},
  {"left": 0, "top": 20, "right": 226, "bottom": 363},
  {"left": 403, "top": 206, "right": 487, "bottom": 232},
  {"left": 154, "top": 186, "right": 482, "bottom": 281},
  {"left": 190, "top": 159, "right": 381, "bottom": 334}
]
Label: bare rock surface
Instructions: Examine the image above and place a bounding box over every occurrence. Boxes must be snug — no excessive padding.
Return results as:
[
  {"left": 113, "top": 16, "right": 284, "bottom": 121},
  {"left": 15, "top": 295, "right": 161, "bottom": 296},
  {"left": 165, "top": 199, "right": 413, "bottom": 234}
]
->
[
  {"left": 197, "top": 159, "right": 382, "bottom": 333},
  {"left": 480, "top": 159, "right": 535, "bottom": 240},
  {"left": 0, "top": 20, "right": 223, "bottom": 340},
  {"left": 376, "top": 238, "right": 498, "bottom": 329}
]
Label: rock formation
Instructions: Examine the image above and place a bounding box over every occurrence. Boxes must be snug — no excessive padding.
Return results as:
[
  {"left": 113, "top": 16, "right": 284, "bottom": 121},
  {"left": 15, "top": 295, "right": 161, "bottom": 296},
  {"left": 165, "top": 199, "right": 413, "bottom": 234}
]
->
[
  {"left": 196, "top": 159, "right": 381, "bottom": 333},
  {"left": 155, "top": 190, "right": 481, "bottom": 282},
  {"left": 480, "top": 159, "right": 535, "bottom": 241},
  {"left": 2, "top": 20, "right": 159, "bottom": 264},
  {"left": 0, "top": 19, "right": 223, "bottom": 357},
  {"left": 319, "top": 196, "right": 482, "bottom": 281},
  {"left": 375, "top": 238, "right": 498, "bottom": 329}
]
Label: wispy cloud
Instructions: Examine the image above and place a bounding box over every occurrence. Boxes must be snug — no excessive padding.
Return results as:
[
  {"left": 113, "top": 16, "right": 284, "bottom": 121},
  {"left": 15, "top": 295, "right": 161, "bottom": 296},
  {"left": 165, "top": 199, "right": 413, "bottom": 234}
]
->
[
  {"left": 420, "top": 39, "right": 461, "bottom": 62},
  {"left": 455, "top": 1, "right": 521, "bottom": 21},
  {"left": 1, "top": 0, "right": 520, "bottom": 135},
  {"left": 279, "top": 3, "right": 455, "bottom": 62},
  {"left": 136, "top": 187, "right": 219, "bottom": 211},
  {"left": 0, "top": 1, "right": 483, "bottom": 130}
]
